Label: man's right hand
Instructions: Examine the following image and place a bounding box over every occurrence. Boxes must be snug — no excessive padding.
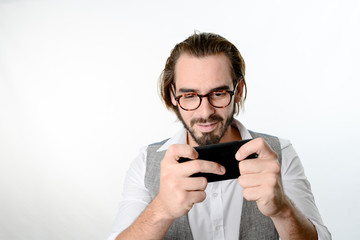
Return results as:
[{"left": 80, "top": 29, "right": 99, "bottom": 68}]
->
[
  {"left": 154, "top": 144, "right": 226, "bottom": 220},
  {"left": 116, "top": 144, "right": 226, "bottom": 240}
]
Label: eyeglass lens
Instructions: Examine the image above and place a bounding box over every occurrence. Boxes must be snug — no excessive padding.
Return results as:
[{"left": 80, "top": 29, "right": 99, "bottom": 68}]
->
[{"left": 178, "top": 91, "right": 232, "bottom": 110}]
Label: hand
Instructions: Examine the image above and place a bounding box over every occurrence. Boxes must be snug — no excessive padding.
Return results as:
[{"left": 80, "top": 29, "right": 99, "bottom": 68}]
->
[
  {"left": 156, "top": 144, "right": 226, "bottom": 220},
  {"left": 236, "top": 138, "right": 286, "bottom": 217}
]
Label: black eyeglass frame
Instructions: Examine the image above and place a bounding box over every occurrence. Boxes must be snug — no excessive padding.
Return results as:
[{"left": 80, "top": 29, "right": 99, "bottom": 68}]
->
[{"left": 171, "top": 83, "right": 238, "bottom": 111}]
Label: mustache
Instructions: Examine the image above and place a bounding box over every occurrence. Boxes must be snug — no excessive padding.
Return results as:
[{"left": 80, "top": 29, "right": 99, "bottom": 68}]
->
[{"left": 190, "top": 114, "right": 224, "bottom": 127}]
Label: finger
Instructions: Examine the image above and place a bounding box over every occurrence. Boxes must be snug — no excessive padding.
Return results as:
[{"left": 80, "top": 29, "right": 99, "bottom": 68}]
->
[
  {"left": 180, "top": 159, "right": 226, "bottom": 177},
  {"left": 239, "top": 158, "right": 280, "bottom": 175},
  {"left": 238, "top": 174, "right": 261, "bottom": 188},
  {"left": 238, "top": 172, "right": 278, "bottom": 188},
  {"left": 164, "top": 144, "right": 198, "bottom": 163},
  {"left": 242, "top": 186, "right": 262, "bottom": 202},
  {"left": 174, "top": 190, "right": 206, "bottom": 212},
  {"left": 235, "top": 138, "right": 276, "bottom": 161},
  {"left": 187, "top": 191, "right": 207, "bottom": 205},
  {"left": 181, "top": 177, "right": 208, "bottom": 191}
]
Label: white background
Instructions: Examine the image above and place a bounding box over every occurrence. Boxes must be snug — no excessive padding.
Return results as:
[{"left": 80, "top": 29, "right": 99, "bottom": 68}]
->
[{"left": 1, "top": 0, "right": 359, "bottom": 239}]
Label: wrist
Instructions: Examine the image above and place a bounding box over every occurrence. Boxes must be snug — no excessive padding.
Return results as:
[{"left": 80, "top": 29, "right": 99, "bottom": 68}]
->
[
  {"left": 270, "top": 197, "right": 318, "bottom": 240},
  {"left": 271, "top": 196, "right": 293, "bottom": 220},
  {"left": 117, "top": 197, "right": 175, "bottom": 240},
  {"left": 150, "top": 196, "right": 176, "bottom": 222}
]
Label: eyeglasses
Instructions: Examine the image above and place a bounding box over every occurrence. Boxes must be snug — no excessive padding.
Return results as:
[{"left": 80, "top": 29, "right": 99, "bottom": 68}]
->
[{"left": 171, "top": 84, "right": 237, "bottom": 111}]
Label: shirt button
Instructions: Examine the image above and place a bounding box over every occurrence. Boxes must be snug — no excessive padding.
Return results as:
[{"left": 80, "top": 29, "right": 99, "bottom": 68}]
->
[
  {"left": 212, "top": 193, "right": 218, "bottom": 197},
  {"left": 215, "top": 225, "right": 222, "bottom": 231}
]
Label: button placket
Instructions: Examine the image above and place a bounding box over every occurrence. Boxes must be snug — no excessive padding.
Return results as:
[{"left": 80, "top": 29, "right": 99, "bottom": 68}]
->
[{"left": 209, "top": 182, "right": 224, "bottom": 239}]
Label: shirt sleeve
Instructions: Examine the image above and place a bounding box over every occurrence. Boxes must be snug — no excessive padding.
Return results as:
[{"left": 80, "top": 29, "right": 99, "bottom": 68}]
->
[
  {"left": 106, "top": 146, "right": 151, "bottom": 240},
  {"left": 280, "top": 139, "right": 332, "bottom": 240}
]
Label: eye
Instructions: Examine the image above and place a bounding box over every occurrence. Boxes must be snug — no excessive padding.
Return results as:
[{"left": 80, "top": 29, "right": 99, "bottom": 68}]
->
[
  {"left": 182, "top": 93, "right": 197, "bottom": 99},
  {"left": 212, "top": 91, "right": 227, "bottom": 97}
]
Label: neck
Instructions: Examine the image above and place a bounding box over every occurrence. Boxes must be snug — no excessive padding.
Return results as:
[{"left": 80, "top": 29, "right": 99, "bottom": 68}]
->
[{"left": 219, "top": 125, "right": 242, "bottom": 143}]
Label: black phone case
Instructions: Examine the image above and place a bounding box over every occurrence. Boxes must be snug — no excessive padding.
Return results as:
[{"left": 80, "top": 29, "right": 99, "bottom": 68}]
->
[{"left": 178, "top": 139, "right": 257, "bottom": 182}]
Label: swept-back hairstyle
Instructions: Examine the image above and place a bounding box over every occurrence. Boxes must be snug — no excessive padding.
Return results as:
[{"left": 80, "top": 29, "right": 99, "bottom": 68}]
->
[{"left": 159, "top": 32, "right": 247, "bottom": 115}]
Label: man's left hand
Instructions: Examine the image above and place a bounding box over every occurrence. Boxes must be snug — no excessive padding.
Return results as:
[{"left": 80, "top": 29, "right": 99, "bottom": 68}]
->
[{"left": 236, "top": 138, "right": 286, "bottom": 217}]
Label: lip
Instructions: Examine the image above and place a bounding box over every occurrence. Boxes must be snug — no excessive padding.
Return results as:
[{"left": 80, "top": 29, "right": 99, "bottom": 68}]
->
[{"left": 195, "top": 122, "right": 218, "bottom": 133}]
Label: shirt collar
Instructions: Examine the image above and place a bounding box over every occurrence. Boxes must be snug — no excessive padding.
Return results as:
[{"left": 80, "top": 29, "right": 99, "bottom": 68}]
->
[{"left": 157, "top": 119, "right": 252, "bottom": 152}]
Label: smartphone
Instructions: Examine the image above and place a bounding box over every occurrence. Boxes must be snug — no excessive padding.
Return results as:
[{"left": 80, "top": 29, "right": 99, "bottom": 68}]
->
[{"left": 178, "top": 139, "right": 258, "bottom": 182}]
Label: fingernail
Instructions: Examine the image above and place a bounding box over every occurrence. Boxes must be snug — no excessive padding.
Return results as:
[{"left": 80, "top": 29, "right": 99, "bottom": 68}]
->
[
  {"left": 235, "top": 152, "right": 241, "bottom": 160},
  {"left": 220, "top": 166, "right": 226, "bottom": 173}
]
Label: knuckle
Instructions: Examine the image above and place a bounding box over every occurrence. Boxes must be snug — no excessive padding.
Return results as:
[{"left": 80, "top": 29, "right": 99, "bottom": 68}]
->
[
  {"left": 264, "top": 187, "right": 275, "bottom": 199},
  {"left": 201, "top": 191, "right": 207, "bottom": 201},
  {"left": 197, "top": 191, "right": 206, "bottom": 202},
  {"left": 168, "top": 181, "right": 176, "bottom": 191},
  {"left": 242, "top": 188, "right": 250, "bottom": 200},
  {"left": 160, "top": 167, "right": 171, "bottom": 180},
  {"left": 160, "top": 171, "right": 169, "bottom": 180},
  {"left": 267, "top": 160, "right": 280, "bottom": 174},
  {"left": 177, "top": 192, "right": 187, "bottom": 205},
  {"left": 165, "top": 178, "right": 178, "bottom": 191},
  {"left": 238, "top": 176, "right": 245, "bottom": 186},
  {"left": 269, "top": 176, "right": 278, "bottom": 188},
  {"left": 273, "top": 161, "right": 281, "bottom": 173},
  {"left": 238, "top": 146, "right": 246, "bottom": 155},
  {"left": 265, "top": 173, "right": 278, "bottom": 187},
  {"left": 239, "top": 161, "right": 247, "bottom": 171},
  {"left": 167, "top": 144, "right": 177, "bottom": 155},
  {"left": 257, "top": 138, "right": 272, "bottom": 152},
  {"left": 256, "top": 138, "right": 266, "bottom": 147},
  {"left": 191, "top": 160, "right": 202, "bottom": 172},
  {"left": 200, "top": 177, "right": 208, "bottom": 189},
  {"left": 160, "top": 163, "right": 173, "bottom": 176},
  {"left": 269, "top": 151, "right": 278, "bottom": 160}
]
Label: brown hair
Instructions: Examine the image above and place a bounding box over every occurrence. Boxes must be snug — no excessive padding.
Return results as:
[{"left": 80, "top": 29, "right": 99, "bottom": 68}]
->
[{"left": 159, "top": 32, "right": 247, "bottom": 115}]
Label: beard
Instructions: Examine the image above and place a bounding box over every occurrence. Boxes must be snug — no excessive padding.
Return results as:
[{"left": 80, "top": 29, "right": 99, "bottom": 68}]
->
[{"left": 176, "top": 109, "right": 235, "bottom": 146}]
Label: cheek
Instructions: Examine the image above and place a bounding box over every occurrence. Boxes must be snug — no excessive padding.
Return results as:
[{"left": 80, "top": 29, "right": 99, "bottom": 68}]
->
[
  {"left": 219, "top": 106, "right": 233, "bottom": 119},
  {"left": 177, "top": 109, "right": 192, "bottom": 122},
  {"left": 182, "top": 111, "right": 193, "bottom": 122}
]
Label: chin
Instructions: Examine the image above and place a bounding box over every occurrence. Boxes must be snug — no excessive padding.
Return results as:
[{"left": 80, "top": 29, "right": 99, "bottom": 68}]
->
[{"left": 192, "top": 130, "right": 222, "bottom": 146}]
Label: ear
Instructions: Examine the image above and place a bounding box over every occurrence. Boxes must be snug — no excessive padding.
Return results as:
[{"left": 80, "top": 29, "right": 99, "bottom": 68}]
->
[
  {"left": 170, "top": 84, "right": 178, "bottom": 106},
  {"left": 235, "top": 80, "right": 244, "bottom": 103}
]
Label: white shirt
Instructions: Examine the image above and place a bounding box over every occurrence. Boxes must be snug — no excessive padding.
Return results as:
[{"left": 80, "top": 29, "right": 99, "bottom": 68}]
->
[{"left": 107, "top": 120, "right": 331, "bottom": 240}]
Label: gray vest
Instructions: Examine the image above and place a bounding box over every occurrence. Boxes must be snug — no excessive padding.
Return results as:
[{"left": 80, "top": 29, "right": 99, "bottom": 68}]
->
[{"left": 145, "top": 130, "right": 282, "bottom": 240}]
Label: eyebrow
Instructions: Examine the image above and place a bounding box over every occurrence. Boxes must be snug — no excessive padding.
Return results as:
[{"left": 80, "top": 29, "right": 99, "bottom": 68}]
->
[{"left": 178, "top": 85, "right": 231, "bottom": 94}]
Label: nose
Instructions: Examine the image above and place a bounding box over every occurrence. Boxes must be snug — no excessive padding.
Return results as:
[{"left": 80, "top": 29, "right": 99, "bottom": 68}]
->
[{"left": 194, "top": 96, "right": 215, "bottom": 118}]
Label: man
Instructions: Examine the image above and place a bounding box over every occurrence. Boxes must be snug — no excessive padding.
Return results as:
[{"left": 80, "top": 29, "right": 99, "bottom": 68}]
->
[{"left": 108, "top": 32, "right": 331, "bottom": 239}]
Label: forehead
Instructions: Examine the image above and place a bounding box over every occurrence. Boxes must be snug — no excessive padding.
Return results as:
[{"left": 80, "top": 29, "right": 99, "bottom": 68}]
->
[{"left": 174, "top": 53, "right": 233, "bottom": 91}]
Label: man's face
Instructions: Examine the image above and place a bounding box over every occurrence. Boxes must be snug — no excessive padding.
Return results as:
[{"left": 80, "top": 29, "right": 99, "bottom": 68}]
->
[{"left": 172, "top": 53, "right": 239, "bottom": 146}]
